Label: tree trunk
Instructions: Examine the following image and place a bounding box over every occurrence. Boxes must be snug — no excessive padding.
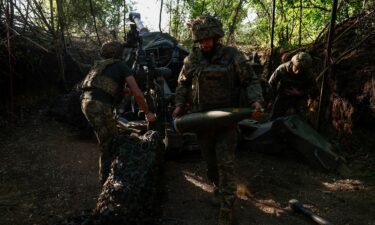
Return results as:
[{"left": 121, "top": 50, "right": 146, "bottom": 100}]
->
[
  {"left": 299, "top": 0, "right": 302, "bottom": 46},
  {"left": 267, "top": 0, "right": 276, "bottom": 79},
  {"left": 159, "top": 0, "right": 163, "bottom": 32},
  {"left": 226, "top": 0, "right": 244, "bottom": 45},
  {"left": 175, "top": 0, "right": 180, "bottom": 39},
  {"left": 6, "top": 0, "right": 14, "bottom": 116},
  {"left": 317, "top": 0, "right": 339, "bottom": 130},
  {"left": 89, "top": 0, "right": 102, "bottom": 46},
  {"left": 123, "top": 0, "right": 126, "bottom": 35},
  {"left": 49, "top": 0, "right": 55, "bottom": 33},
  {"left": 9, "top": 0, "right": 14, "bottom": 28},
  {"left": 56, "top": 0, "right": 67, "bottom": 90},
  {"left": 21, "top": 0, "right": 30, "bottom": 32},
  {"left": 168, "top": 0, "right": 172, "bottom": 34}
]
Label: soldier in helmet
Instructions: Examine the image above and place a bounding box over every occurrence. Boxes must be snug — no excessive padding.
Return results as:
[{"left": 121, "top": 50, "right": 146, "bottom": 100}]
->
[
  {"left": 173, "top": 15, "right": 263, "bottom": 225},
  {"left": 268, "top": 52, "right": 319, "bottom": 120},
  {"left": 81, "top": 40, "right": 156, "bottom": 184}
]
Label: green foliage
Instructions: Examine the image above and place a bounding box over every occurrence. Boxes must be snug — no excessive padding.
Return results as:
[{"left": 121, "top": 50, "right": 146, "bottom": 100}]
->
[
  {"left": 165, "top": 0, "right": 365, "bottom": 48},
  {"left": 29, "top": 0, "right": 366, "bottom": 48},
  {"left": 64, "top": 0, "right": 134, "bottom": 37}
]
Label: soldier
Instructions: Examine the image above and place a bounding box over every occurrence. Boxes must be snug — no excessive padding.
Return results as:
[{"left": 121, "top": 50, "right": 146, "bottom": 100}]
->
[
  {"left": 81, "top": 40, "right": 156, "bottom": 184},
  {"left": 172, "top": 15, "right": 263, "bottom": 225},
  {"left": 268, "top": 52, "right": 318, "bottom": 120}
]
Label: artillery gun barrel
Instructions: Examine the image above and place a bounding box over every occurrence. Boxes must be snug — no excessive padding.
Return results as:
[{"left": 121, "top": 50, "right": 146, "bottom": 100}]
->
[
  {"left": 173, "top": 108, "right": 259, "bottom": 133},
  {"left": 133, "top": 17, "right": 147, "bottom": 32},
  {"left": 129, "top": 12, "right": 148, "bottom": 33}
]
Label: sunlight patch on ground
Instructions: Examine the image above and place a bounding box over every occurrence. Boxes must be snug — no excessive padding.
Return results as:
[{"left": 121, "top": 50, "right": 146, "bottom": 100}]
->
[
  {"left": 236, "top": 182, "right": 285, "bottom": 216},
  {"left": 183, "top": 171, "right": 214, "bottom": 193},
  {"left": 254, "top": 199, "right": 285, "bottom": 216},
  {"left": 322, "top": 179, "right": 366, "bottom": 191},
  {"left": 183, "top": 174, "right": 287, "bottom": 216},
  {"left": 236, "top": 182, "right": 252, "bottom": 200}
]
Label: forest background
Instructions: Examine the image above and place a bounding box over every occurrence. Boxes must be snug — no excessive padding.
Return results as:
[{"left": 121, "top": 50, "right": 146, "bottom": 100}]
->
[
  {"left": 0, "top": 0, "right": 369, "bottom": 50},
  {"left": 0, "top": 0, "right": 372, "bottom": 121}
]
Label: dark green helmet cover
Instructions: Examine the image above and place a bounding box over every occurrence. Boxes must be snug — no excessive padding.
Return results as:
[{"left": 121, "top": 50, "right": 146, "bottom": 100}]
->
[
  {"left": 188, "top": 15, "right": 224, "bottom": 41},
  {"left": 291, "top": 52, "right": 312, "bottom": 70}
]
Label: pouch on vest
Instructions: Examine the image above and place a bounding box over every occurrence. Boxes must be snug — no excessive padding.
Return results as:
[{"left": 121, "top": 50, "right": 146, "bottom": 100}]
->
[{"left": 192, "top": 48, "right": 239, "bottom": 112}]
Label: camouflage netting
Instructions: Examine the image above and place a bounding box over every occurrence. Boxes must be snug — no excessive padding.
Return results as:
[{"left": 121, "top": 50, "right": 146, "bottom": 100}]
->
[
  {"left": 90, "top": 130, "right": 163, "bottom": 225},
  {"left": 55, "top": 130, "right": 163, "bottom": 225}
]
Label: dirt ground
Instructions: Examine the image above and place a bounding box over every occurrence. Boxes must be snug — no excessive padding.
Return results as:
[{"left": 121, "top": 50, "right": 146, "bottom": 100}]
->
[{"left": 1, "top": 109, "right": 375, "bottom": 225}]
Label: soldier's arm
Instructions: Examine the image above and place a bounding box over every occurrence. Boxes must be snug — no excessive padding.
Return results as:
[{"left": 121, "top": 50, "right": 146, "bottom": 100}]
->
[
  {"left": 268, "top": 65, "right": 283, "bottom": 94},
  {"left": 174, "top": 58, "right": 194, "bottom": 107},
  {"left": 234, "top": 51, "right": 264, "bottom": 104},
  {"left": 126, "top": 76, "right": 156, "bottom": 122}
]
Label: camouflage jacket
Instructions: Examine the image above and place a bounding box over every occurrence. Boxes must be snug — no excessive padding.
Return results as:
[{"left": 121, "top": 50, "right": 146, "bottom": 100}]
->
[
  {"left": 268, "top": 61, "right": 318, "bottom": 98},
  {"left": 175, "top": 44, "right": 264, "bottom": 112}
]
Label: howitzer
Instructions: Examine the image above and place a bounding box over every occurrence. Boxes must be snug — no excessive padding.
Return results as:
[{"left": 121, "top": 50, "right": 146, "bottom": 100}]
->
[
  {"left": 124, "top": 13, "right": 175, "bottom": 135},
  {"left": 173, "top": 108, "right": 266, "bottom": 133}
]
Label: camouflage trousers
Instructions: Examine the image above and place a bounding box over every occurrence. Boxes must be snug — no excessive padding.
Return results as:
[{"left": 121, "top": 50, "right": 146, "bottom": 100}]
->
[
  {"left": 81, "top": 97, "right": 118, "bottom": 183},
  {"left": 197, "top": 125, "right": 237, "bottom": 211},
  {"left": 271, "top": 95, "right": 308, "bottom": 120}
]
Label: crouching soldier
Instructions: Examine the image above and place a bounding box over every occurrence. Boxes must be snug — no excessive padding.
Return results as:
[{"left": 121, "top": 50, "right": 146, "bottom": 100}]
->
[
  {"left": 81, "top": 40, "right": 156, "bottom": 184},
  {"left": 268, "top": 52, "right": 318, "bottom": 120}
]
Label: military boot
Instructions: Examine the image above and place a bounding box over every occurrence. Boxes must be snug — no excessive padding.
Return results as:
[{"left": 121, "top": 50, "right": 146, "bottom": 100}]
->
[{"left": 218, "top": 208, "right": 233, "bottom": 225}]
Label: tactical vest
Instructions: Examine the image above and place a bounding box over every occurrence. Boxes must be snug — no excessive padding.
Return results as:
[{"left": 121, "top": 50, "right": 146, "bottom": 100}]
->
[
  {"left": 81, "top": 58, "right": 120, "bottom": 97},
  {"left": 192, "top": 48, "right": 238, "bottom": 112}
]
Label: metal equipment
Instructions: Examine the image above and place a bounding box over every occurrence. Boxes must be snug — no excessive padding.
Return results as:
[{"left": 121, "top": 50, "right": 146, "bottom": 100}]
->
[{"left": 289, "top": 199, "right": 333, "bottom": 225}]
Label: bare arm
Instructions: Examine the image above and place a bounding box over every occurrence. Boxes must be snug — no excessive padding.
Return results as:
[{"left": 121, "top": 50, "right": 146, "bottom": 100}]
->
[{"left": 126, "top": 76, "right": 156, "bottom": 122}]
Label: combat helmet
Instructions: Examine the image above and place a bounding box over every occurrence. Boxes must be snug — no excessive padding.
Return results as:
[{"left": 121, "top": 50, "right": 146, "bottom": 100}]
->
[
  {"left": 291, "top": 52, "right": 312, "bottom": 70},
  {"left": 100, "top": 40, "right": 123, "bottom": 59},
  {"left": 188, "top": 15, "right": 224, "bottom": 41}
]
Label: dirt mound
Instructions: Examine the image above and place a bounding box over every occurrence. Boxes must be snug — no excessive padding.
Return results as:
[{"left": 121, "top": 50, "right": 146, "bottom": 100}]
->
[{"left": 311, "top": 8, "right": 375, "bottom": 134}]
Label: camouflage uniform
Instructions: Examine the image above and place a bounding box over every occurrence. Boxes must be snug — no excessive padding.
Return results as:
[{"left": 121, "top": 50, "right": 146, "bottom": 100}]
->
[
  {"left": 81, "top": 41, "right": 133, "bottom": 183},
  {"left": 175, "top": 16, "right": 263, "bottom": 223},
  {"left": 269, "top": 52, "right": 318, "bottom": 120}
]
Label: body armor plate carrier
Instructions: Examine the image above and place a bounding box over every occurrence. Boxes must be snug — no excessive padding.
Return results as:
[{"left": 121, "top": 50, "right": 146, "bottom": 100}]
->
[
  {"left": 81, "top": 58, "right": 120, "bottom": 97},
  {"left": 192, "top": 48, "right": 238, "bottom": 111}
]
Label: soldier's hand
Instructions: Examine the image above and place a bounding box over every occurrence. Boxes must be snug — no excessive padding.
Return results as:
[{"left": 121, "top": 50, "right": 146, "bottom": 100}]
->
[
  {"left": 172, "top": 106, "right": 185, "bottom": 118},
  {"left": 250, "top": 101, "right": 264, "bottom": 119},
  {"left": 145, "top": 112, "right": 156, "bottom": 123}
]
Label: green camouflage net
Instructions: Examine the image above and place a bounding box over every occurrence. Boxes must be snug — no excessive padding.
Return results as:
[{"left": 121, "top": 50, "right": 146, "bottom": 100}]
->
[{"left": 92, "top": 130, "right": 163, "bottom": 225}]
